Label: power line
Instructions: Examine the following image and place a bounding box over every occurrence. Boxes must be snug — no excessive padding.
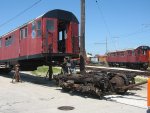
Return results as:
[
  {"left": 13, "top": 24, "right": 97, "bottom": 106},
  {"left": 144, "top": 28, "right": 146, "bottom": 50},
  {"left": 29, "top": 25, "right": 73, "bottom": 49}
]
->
[
  {"left": 119, "top": 27, "right": 150, "bottom": 38},
  {"left": 0, "top": 0, "right": 42, "bottom": 29},
  {"left": 95, "top": 0, "right": 111, "bottom": 37}
]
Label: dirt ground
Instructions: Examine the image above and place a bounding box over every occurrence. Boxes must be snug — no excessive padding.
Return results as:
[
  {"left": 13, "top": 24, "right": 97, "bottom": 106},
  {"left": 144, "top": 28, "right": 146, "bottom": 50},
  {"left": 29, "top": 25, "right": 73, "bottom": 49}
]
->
[{"left": 0, "top": 72, "right": 148, "bottom": 113}]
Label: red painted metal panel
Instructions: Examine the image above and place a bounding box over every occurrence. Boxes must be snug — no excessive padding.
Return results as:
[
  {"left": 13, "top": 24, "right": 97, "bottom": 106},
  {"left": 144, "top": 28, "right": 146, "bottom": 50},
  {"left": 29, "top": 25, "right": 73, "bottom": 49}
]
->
[
  {"left": 28, "top": 19, "right": 43, "bottom": 56},
  {"left": 20, "top": 18, "right": 43, "bottom": 57},
  {"left": 1, "top": 30, "right": 20, "bottom": 60},
  {"left": 66, "top": 23, "right": 72, "bottom": 53},
  {"left": 42, "top": 18, "right": 58, "bottom": 53},
  {"left": 71, "top": 22, "right": 79, "bottom": 54},
  {"left": 107, "top": 47, "right": 150, "bottom": 64}
]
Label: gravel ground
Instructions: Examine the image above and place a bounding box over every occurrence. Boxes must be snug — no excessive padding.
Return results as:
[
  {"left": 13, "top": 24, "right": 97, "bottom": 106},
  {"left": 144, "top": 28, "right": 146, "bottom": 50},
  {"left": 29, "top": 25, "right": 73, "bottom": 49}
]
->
[{"left": 0, "top": 73, "right": 148, "bottom": 113}]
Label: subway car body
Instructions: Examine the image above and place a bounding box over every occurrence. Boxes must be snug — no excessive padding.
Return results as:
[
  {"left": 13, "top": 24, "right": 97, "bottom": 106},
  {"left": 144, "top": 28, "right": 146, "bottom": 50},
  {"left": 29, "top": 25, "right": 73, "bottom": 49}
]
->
[
  {"left": 0, "top": 9, "right": 79, "bottom": 72},
  {"left": 107, "top": 46, "right": 150, "bottom": 70}
]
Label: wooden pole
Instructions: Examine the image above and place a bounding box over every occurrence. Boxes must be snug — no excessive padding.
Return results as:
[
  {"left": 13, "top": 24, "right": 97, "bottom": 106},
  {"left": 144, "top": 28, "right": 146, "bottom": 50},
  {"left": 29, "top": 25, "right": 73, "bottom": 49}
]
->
[{"left": 80, "top": 0, "right": 86, "bottom": 74}]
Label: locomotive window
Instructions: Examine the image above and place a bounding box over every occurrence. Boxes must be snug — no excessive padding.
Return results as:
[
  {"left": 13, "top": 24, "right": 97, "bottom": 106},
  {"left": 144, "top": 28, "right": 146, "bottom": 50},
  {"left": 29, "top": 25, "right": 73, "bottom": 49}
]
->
[
  {"left": 132, "top": 51, "right": 135, "bottom": 56},
  {"left": 46, "top": 20, "right": 54, "bottom": 31},
  {"left": 37, "top": 21, "right": 41, "bottom": 37},
  {"left": 142, "top": 50, "right": 146, "bottom": 55},
  {"left": 128, "top": 51, "right": 131, "bottom": 55}
]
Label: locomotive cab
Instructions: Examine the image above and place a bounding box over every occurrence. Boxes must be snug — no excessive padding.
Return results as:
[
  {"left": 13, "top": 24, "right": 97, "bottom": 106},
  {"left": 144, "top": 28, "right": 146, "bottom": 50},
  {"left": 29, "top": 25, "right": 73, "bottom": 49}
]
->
[{"left": 135, "top": 46, "right": 150, "bottom": 69}]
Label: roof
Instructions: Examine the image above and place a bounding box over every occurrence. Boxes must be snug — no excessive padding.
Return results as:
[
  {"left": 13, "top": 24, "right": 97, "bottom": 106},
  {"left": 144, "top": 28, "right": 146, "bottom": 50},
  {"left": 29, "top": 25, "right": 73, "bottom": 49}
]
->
[
  {"left": 1, "top": 9, "right": 79, "bottom": 37},
  {"left": 108, "top": 48, "right": 135, "bottom": 53},
  {"left": 42, "top": 9, "right": 79, "bottom": 24},
  {"left": 108, "top": 45, "right": 150, "bottom": 54}
]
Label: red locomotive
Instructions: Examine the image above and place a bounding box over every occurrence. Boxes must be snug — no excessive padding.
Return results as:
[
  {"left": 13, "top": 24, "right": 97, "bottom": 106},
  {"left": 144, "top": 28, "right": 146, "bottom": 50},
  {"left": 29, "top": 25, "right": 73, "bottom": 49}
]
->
[
  {"left": 0, "top": 9, "right": 79, "bottom": 72},
  {"left": 107, "top": 46, "right": 150, "bottom": 70}
]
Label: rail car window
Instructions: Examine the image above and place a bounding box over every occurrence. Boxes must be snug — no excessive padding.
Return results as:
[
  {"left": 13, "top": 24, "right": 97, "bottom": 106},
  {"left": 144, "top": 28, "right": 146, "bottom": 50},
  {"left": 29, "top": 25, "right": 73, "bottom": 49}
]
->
[
  {"left": 120, "top": 52, "right": 124, "bottom": 56},
  {"left": 132, "top": 51, "right": 135, "bottom": 56},
  {"left": 5, "top": 36, "right": 13, "bottom": 46},
  {"left": 20, "top": 27, "right": 28, "bottom": 39},
  {"left": 0, "top": 39, "right": 2, "bottom": 47},
  {"left": 32, "top": 22, "right": 36, "bottom": 38},
  {"left": 128, "top": 51, "right": 132, "bottom": 56},
  {"left": 37, "top": 21, "right": 41, "bottom": 37},
  {"left": 46, "top": 20, "right": 54, "bottom": 31},
  {"left": 25, "top": 27, "right": 28, "bottom": 37}
]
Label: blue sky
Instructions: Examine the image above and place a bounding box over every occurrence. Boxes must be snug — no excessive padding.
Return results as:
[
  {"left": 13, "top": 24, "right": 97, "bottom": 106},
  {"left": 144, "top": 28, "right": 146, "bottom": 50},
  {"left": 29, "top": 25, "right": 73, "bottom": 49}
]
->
[{"left": 0, "top": 0, "right": 150, "bottom": 55}]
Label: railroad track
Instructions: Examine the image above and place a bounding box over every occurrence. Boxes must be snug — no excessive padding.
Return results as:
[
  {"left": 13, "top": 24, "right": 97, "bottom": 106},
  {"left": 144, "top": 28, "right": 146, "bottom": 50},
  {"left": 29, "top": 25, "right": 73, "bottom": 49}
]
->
[{"left": 85, "top": 65, "right": 150, "bottom": 77}]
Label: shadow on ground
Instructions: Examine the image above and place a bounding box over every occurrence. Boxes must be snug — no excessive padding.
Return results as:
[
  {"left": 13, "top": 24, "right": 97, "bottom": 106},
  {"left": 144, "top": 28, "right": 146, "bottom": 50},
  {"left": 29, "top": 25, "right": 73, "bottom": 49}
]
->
[
  {"left": 0, "top": 71, "right": 145, "bottom": 101},
  {"left": 0, "top": 72, "right": 57, "bottom": 87}
]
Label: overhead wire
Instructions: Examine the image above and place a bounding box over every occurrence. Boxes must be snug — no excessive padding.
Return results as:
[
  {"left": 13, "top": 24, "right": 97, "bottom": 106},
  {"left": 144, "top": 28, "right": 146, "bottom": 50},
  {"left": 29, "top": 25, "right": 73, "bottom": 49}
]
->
[
  {"left": 95, "top": 0, "right": 111, "bottom": 53},
  {"left": 0, "top": 0, "right": 42, "bottom": 29},
  {"left": 119, "top": 27, "right": 150, "bottom": 38},
  {"left": 95, "top": 0, "right": 111, "bottom": 37},
  {"left": 96, "top": 0, "right": 150, "bottom": 39}
]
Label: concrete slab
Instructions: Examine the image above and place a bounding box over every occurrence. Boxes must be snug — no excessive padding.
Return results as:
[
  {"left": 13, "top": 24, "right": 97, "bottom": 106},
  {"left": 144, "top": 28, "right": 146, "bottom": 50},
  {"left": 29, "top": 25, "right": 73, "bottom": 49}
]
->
[{"left": 0, "top": 74, "right": 148, "bottom": 113}]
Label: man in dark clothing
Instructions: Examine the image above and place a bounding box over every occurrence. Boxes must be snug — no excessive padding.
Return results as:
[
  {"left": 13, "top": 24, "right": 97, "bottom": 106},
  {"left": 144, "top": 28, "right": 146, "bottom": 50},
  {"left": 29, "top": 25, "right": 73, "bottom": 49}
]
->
[
  {"left": 61, "top": 57, "right": 76, "bottom": 74},
  {"left": 70, "top": 60, "right": 76, "bottom": 74},
  {"left": 61, "top": 57, "right": 68, "bottom": 74}
]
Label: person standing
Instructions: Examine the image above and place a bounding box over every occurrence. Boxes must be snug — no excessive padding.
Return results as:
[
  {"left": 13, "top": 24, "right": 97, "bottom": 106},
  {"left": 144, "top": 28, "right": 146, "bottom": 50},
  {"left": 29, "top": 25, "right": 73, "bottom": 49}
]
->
[{"left": 61, "top": 57, "right": 68, "bottom": 74}]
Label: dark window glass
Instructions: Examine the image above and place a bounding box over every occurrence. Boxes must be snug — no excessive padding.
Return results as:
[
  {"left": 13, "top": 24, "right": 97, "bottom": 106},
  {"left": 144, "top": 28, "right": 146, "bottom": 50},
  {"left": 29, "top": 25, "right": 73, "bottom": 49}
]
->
[
  {"left": 37, "top": 21, "right": 41, "bottom": 29},
  {"left": 0, "top": 39, "right": 2, "bottom": 47},
  {"left": 20, "top": 27, "right": 28, "bottom": 39},
  {"left": 128, "top": 51, "right": 131, "bottom": 55},
  {"left": 32, "top": 22, "right": 36, "bottom": 38},
  {"left": 132, "top": 51, "right": 135, "bottom": 56},
  {"left": 20, "top": 29, "right": 23, "bottom": 39},
  {"left": 32, "top": 22, "right": 36, "bottom": 30},
  {"left": 138, "top": 50, "right": 140, "bottom": 55},
  {"left": 25, "top": 27, "right": 28, "bottom": 37},
  {"left": 5, "top": 38, "right": 8, "bottom": 46},
  {"left": 46, "top": 20, "right": 54, "bottom": 31},
  {"left": 5, "top": 35, "right": 13, "bottom": 46},
  {"left": 142, "top": 50, "right": 146, "bottom": 55},
  {"left": 37, "top": 21, "right": 41, "bottom": 37}
]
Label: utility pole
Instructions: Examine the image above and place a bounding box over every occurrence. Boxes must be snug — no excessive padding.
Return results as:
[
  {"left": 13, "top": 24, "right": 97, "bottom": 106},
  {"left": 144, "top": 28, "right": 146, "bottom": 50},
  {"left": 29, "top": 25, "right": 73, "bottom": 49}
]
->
[{"left": 80, "top": 0, "right": 86, "bottom": 74}]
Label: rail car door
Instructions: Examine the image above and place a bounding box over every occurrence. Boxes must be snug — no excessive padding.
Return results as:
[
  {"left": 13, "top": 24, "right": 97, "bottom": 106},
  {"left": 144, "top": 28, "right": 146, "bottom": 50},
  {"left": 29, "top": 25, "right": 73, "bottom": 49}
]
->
[
  {"left": 19, "top": 26, "right": 28, "bottom": 57},
  {"left": 43, "top": 18, "right": 58, "bottom": 53},
  {"left": 57, "top": 20, "right": 70, "bottom": 53},
  {"left": 57, "top": 21, "right": 77, "bottom": 54}
]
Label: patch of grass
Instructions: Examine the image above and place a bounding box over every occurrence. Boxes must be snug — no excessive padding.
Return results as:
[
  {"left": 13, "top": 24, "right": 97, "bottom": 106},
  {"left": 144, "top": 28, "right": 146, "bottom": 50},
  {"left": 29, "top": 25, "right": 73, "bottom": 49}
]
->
[
  {"left": 31, "top": 66, "right": 61, "bottom": 77},
  {"left": 135, "top": 76, "right": 148, "bottom": 83}
]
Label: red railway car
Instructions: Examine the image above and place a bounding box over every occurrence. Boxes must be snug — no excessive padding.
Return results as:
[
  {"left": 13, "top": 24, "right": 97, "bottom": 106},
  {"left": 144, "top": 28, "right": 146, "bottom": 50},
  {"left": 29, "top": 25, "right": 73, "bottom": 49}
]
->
[
  {"left": 107, "top": 46, "right": 150, "bottom": 70},
  {"left": 0, "top": 9, "right": 79, "bottom": 72}
]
